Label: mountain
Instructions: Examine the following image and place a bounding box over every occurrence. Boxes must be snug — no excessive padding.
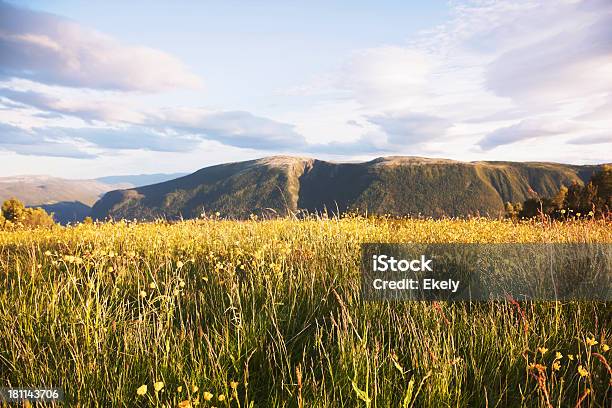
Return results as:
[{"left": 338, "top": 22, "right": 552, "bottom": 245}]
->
[
  {"left": 91, "top": 156, "right": 604, "bottom": 220},
  {"left": 0, "top": 176, "right": 129, "bottom": 207},
  {"left": 0, "top": 173, "right": 186, "bottom": 224}
]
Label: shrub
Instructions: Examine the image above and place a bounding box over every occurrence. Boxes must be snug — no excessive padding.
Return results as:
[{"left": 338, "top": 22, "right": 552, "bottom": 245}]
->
[{"left": 1, "top": 198, "right": 56, "bottom": 229}]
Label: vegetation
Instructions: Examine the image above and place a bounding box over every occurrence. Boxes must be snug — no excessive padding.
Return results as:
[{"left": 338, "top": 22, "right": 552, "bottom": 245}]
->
[
  {"left": 508, "top": 165, "right": 611, "bottom": 220},
  {"left": 0, "top": 216, "right": 610, "bottom": 407},
  {"left": 0, "top": 197, "right": 56, "bottom": 229}
]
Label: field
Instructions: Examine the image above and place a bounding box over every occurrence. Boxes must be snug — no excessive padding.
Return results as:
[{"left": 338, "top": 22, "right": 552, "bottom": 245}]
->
[{"left": 0, "top": 217, "right": 610, "bottom": 407}]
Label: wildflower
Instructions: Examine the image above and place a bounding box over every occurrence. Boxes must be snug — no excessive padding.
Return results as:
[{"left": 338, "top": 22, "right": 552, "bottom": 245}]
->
[
  {"left": 177, "top": 260, "right": 184, "bottom": 268},
  {"left": 586, "top": 337, "right": 598, "bottom": 346},
  {"left": 177, "top": 386, "right": 183, "bottom": 392},
  {"left": 140, "top": 290, "right": 147, "bottom": 298},
  {"left": 215, "top": 212, "right": 220, "bottom": 217},
  {"left": 136, "top": 384, "right": 147, "bottom": 396},
  {"left": 203, "top": 391, "right": 213, "bottom": 401},
  {"left": 108, "top": 266, "right": 114, "bottom": 273},
  {"left": 154, "top": 381, "right": 164, "bottom": 392},
  {"left": 552, "top": 361, "right": 561, "bottom": 371},
  {"left": 555, "top": 352, "right": 562, "bottom": 360},
  {"left": 173, "top": 289, "right": 180, "bottom": 296},
  {"left": 560, "top": 209, "right": 566, "bottom": 214},
  {"left": 537, "top": 347, "right": 548, "bottom": 355},
  {"left": 218, "top": 394, "right": 226, "bottom": 401},
  {"left": 602, "top": 344, "right": 610, "bottom": 352},
  {"left": 44, "top": 250, "right": 52, "bottom": 256},
  {"left": 178, "top": 400, "right": 191, "bottom": 408},
  {"left": 528, "top": 363, "right": 546, "bottom": 371},
  {"left": 230, "top": 381, "right": 238, "bottom": 390},
  {"left": 179, "top": 281, "right": 186, "bottom": 288},
  {"left": 149, "top": 282, "right": 157, "bottom": 289},
  {"left": 191, "top": 385, "right": 199, "bottom": 393},
  {"left": 577, "top": 365, "right": 589, "bottom": 377},
  {"left": 567, "top": 354, "right": 574, "bottom": 361}
]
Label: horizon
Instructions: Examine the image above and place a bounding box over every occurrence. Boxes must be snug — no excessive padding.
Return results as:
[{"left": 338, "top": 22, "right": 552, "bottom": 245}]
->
[{"left": 1, "top": 0, "right": 611, "bottom": 178}]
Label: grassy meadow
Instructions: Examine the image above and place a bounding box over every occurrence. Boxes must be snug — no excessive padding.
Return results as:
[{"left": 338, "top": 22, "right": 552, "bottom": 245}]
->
[{"left": 0, "top": 217, "right": 611, "bottom": 407}]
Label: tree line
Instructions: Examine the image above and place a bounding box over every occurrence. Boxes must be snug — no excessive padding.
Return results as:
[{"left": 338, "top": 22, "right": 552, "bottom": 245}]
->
[{"left": 506, "top": 165, "right": 611, "bottom": 220}]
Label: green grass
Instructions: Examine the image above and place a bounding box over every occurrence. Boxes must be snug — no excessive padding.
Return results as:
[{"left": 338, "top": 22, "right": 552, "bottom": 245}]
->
[{"left": 0, "top": 217, "right": 610, "bottom": 407}]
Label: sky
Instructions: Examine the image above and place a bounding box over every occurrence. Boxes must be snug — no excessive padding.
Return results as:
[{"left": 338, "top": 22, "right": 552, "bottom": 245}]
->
[{"left": 0, "top": 0, "right": 610, "bottom": 178}]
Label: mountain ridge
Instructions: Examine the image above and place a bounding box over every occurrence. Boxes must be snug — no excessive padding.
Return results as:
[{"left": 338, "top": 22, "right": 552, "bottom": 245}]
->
[{"left": 91, "top": 156, "right": 605, "bottom": 220}]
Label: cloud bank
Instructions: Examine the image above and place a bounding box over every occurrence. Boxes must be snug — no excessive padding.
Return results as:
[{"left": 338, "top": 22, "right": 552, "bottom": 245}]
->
[{"left": 0, "top": 1, "right": 201, "bottom": 91}]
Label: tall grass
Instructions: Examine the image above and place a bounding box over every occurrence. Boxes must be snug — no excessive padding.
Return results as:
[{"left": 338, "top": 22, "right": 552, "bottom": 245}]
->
[{"left": 0, "top": 217, "right": 610, "bottom": 407}]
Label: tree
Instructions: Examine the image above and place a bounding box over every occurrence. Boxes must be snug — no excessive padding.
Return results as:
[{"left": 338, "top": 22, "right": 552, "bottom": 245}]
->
[
  {"left": 1, "top": 198, "right": 25, "bottom": 222},
  {"left": 0, "top": 198, "right": 55, "bottom": 229},
  {"left": 513, "top": 167, "right": 611, "bottom": 220},
  {"left": 23, "top": 207, "right": 55, "bottom": 228},
  {"left": 551, "top": 185, "right": 567, "bottom": 209},
  {"left": 590, "top": 164, "right": 611, "bottom": 210}
]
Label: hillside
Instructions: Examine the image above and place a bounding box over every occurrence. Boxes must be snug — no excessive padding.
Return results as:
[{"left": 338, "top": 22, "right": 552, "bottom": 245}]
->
[
  {"left": 90, "top": 156, "right": 603, "bottom": 220},
  {"left": 0, "top": 175, "right": 126, "bottom": 207}
]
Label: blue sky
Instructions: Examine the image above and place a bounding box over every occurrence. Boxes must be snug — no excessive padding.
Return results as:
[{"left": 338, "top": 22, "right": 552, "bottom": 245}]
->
[{"left": 0, "top": 0, "right": 610, "bottom": 178}]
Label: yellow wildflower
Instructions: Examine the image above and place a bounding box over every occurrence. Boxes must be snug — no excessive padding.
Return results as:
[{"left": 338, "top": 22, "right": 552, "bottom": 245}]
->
[
  {"left": 178, "top": 400, "right": 191, "bottom": 408},
  {"left": 602, "top": 344, "right": 610, "bottom": 352},
  {"left": 552, "top": 361, "right": 561, "bottom": 371},
  {"left": 567, "top": 354, "right": 574, "bottom": 361},
  {"left": 230, "top": 381, "right": 238, "bottom": 390},
  {"left": 577, "top": 365, "right": 588, "bottom": 377},
  {"left": 191, "top": 385, "right": 199, "bottom": 393},
  {"left": 586, "top": 337, "right": 598, "bottom": 346},
  {"left": 154, "top": 381, "right": 164, "bottom": 392},
  {"left": 555, "top": 352, "right": 562, "bottom": 360},
  {"left": 140, "top": 290, "right": 147, "bottom": 298},
  {"left": 177, "top": 260, "right": 184, "bottom": 268},
  {"left": 218, "top": 394, "right": 226, "bottom": 401},
  {"left": 203, "top": 391, "right": 213, "bottom": 401},
  {"left": 136, "top": 384, "right": 147, "bottom": 396},
  {"left": 177, "top": 386, "right": 183, "bottom": 392},
  {"left": 149, "top": 282, "right": 156, "bottom": 289},
  {"left": 537, "top": 347, "right": 548, "bottom": 355}
]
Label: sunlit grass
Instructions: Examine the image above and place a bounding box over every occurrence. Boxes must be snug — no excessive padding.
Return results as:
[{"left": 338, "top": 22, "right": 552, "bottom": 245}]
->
[{"left": 0, "top": 216, "right": 610, "bottom": 406}]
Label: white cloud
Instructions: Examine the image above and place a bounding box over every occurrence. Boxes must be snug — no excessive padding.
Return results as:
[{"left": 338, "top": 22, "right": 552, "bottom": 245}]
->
[
  {"left": 0, "top": 87, "right": 145, "bottom": 123},
  {"left": 478, "top": 119, "right": 574, "bottom": 150},
  {"left": 0, "top": 122, "right": 94, "bottom": 158},
  {"left": 276, "top": 0, "right": 612, "bottom": 159},
  {"left": 0, "top": 1, "right": 201, "bottom": 92},
  {"left": 366, "top": 112, "right": 452, "bottom": 145},
  {"left": 149, "top": 108, "right": 307, "bottom": 150}
]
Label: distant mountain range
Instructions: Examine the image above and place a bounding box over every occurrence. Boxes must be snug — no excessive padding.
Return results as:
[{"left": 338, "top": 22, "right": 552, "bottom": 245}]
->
[
  {"left": 90, "top": 156, "right": 604, "bottom": 220},
  {"left": 0, "top": 173, "right": 185, "bottom": 224}
]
